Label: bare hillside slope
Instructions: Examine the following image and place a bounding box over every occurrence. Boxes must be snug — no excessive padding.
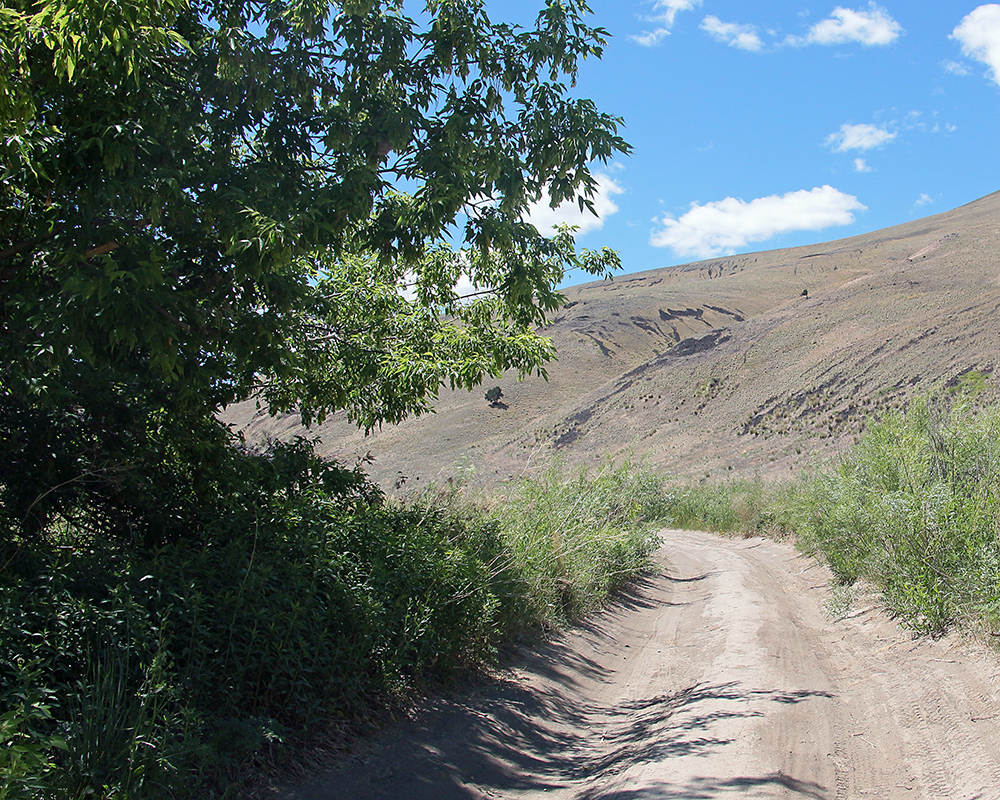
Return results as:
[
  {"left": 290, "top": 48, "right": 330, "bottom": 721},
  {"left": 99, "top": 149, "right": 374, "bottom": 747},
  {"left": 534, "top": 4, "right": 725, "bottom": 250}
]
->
[{"left": 231, "top": 191, "right": 1000, "bottom": 486}]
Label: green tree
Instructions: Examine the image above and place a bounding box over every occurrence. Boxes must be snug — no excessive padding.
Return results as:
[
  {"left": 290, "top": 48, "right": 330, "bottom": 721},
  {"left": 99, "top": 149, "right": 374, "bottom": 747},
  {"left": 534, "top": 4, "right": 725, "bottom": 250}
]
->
[
  {"left": 485, "top": 385, "right": 503, "bottom": 405},
  {"left": 0, "top": 0, "right": 629, "bottom": 541}
]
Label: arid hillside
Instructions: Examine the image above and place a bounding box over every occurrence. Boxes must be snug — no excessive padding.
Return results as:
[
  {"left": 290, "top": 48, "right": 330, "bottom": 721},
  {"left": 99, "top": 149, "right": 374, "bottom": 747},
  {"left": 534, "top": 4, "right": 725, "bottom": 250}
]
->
[{"left": 230, "top": 190, "right": 1000, "bottom": 488}]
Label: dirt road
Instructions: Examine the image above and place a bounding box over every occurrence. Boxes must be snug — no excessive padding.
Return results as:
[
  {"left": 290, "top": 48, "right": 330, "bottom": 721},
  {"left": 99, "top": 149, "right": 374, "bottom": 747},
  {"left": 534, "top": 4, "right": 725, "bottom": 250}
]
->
[{"left": 283, "top": 529, "right": 1000, "bottom": 799}]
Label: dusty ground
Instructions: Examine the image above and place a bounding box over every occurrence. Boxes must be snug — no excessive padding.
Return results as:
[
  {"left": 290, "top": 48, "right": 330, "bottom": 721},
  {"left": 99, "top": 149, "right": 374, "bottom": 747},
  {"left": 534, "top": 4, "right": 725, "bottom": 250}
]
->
[{"left": 278, "top": 529, "right": 1000, "bottom": 800}]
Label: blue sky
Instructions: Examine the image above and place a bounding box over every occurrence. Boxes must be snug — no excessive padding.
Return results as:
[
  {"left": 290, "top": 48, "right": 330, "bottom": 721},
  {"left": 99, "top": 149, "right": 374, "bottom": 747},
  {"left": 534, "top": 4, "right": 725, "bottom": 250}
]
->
[{"left": 511, "top": 1, "right": 1000, "bottom": 280}]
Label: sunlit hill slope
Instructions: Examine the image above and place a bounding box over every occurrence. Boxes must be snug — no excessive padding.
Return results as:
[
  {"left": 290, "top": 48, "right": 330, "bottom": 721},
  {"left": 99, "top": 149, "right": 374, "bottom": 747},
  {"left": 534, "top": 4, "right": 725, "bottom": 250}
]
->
[{"left": 230, "top": 191, "right": 1000, "bottom": 488}]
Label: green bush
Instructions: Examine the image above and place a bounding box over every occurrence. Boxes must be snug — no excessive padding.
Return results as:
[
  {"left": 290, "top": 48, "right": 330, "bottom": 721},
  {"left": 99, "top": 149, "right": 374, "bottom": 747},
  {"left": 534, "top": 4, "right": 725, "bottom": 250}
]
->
[
  {"left": 664, "top": 394, "right": 1000, "bottom": 635},
  {"left": 0, "top": 445, "right": 662, "bottom": 797},
  {"left": 793, "top": 395, "right": 1000, "bottom": 633},
  {"left": 475, "top": 457, "right": 664, "bottom": 630}
]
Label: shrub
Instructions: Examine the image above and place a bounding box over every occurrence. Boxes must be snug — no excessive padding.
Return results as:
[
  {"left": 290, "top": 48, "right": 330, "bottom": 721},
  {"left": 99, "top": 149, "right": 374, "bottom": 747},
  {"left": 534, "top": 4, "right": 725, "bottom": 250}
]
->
[
  {"left": 664, "top": 394, "right": 1000, "bottom": 635},
  {"left": 475, "top": 457, "right": 664, "bottom": 630},
  {"left": 793, "top": 395, "right": 1000, "bottom": 633},
  {"left": 1, "top": 445, "right": 663, "bottom": 797}
]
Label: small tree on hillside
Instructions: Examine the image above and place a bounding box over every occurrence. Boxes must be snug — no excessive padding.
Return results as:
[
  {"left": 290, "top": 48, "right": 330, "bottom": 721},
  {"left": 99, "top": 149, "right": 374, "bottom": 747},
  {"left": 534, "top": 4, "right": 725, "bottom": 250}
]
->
[{"left": 485, "top": 386, "right": 504, "bottom": 406}]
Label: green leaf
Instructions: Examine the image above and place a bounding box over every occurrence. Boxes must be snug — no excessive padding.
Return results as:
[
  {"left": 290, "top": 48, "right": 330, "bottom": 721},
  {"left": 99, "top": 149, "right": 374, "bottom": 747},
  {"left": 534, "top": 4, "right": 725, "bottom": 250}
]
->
[{"left": 0, "top": 0, "right": 628, "bottom": 542}]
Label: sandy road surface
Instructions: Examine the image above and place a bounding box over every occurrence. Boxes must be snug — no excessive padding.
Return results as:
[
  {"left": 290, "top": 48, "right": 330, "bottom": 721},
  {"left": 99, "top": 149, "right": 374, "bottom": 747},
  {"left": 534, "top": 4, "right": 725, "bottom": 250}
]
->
[{"left": 283, "top": 529, "right": 1000, "bottom": 799}]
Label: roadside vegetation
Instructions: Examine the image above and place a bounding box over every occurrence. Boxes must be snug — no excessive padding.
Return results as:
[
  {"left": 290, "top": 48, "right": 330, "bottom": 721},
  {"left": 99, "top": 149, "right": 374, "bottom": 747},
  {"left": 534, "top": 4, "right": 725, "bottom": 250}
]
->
[
  {"left": 5, "top": 3, "right": 997, "bottom": 793},
  {"left": 0, "top": 0, "right": 635, "bottom": 796},
  {"left": 0, "top": 451, "right": 663, "bottom": 799},
  {"left": 664, "top": 387, "right": 1000, "bottom": 637}
]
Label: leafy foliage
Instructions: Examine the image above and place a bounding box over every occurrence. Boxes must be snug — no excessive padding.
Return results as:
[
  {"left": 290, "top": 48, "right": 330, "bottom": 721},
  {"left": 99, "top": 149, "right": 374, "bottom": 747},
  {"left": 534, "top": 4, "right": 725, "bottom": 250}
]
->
[
  {"left": 0, "top": 447, "right": 660, "bottom": 798},
  {"left": 0, "top": 678, "right": 67, "bottom": 800},
  {"left": 0, "top": 0, "right": 629, "bottom": 543},
  {"left": 665, "top": 392, "right": 1000, "bottom": 635},
  {"left": 1, "top": 2, "right": 640, "bottom": 793}
]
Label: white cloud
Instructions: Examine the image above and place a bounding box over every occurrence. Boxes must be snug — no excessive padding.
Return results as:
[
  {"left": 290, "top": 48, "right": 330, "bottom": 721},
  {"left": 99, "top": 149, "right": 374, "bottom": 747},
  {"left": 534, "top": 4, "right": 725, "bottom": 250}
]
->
[
  {"left": 788, "top": 3, "right": 902, "bottom": 47},
  {"left": 650, "top": 186, "right": 866, "bottom": 259},
  {"left": 649, "top": 0, "right": 701, "bottom": 27},
  {"left": 826, "top": 123, "right": 897, "bottom": 151},
  {"left": 951, "top": 4, "right": 1000, "bottom": 86},
  {"left": 899, "top": 110, "right": 954, "bottom": 134},
  {"left": 916, "top": 193, "right": 934, "bottom": 206},
  {"left": 632, "top": 0, "right": 701, "bottom": 46},
  {"left": 632, "top": 29, "right": 668, "bottom": 47},
  {"left": 700, "top": 16, "right": 764, "bottom": 51},
  {"left": 525, "top": 174, "right": 624, "bottom": 235},
  {"left": 854, "top": 158, "right": 872, "bottom": 172},
  {"left": 943, "top": 59, "right": 971, "bottom": 76}
]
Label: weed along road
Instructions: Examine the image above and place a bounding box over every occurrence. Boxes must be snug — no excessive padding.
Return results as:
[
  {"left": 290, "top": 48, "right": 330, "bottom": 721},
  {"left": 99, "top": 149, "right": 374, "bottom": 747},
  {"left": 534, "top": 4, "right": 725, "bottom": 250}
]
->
[{"left": 284, "top": 529, "right": 1000, "bottom": 800}]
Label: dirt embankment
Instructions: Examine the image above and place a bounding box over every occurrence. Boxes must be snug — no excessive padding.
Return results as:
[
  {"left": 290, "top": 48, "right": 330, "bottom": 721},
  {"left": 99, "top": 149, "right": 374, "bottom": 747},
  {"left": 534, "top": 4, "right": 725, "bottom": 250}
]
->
[{"left": 279, "top": 530, "right": 1000, "bottom": 800}]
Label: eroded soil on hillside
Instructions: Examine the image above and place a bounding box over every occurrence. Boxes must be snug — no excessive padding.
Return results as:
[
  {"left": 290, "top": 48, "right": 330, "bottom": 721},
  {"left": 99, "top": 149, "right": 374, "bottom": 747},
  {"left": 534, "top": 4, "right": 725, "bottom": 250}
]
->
[
  {"left": 234, "top": 192, "right": 1000, "bottom": 489},
  {"left": 279, "top": 530, "right": 1000, "bottom": 799}
]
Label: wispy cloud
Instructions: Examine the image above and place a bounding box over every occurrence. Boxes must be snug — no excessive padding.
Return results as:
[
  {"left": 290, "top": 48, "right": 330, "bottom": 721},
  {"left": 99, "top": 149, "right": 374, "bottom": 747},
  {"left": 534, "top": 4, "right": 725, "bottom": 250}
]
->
[
  {"left": 943, "top": 59, "right": 971, "bottom": 76},
  {"left": 700, "top": 16, "right": 764, "bottom": 52},
  {"left": 916, "top": 193, "right": 934, "bottom": 207},
  {"left": 787, "top": 3, "right": 902, "bottom": 47},
  {"left": 525, "top": 174, "right": 624, "bottom": 235},
  {"left": 951, "top": 4, "right": 1000, "bottom": 87},
  {"left": 632, "top": 0, "right": 701, "bottom": 47},
  {"left": 650, "top": 186, "right": 866, "bottom": 259},
  {"left": 854, "top": 158, "right": 873, "bottom": 172},
  {"left": 826, "top": 123, "right": 897, "bottom": 151}
]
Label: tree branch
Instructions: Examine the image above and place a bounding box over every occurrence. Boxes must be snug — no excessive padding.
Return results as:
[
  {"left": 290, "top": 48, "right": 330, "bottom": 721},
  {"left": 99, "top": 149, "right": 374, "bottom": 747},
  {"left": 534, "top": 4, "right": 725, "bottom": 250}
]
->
[
  {"left": 85, "top": 241, "right": 119, "bottom": 258},
  {"left": 151, "top": 303, "right": 191, "bottom": 332},
  {"left": 0, "top": 226, "right": 63, "bottom": 262}
]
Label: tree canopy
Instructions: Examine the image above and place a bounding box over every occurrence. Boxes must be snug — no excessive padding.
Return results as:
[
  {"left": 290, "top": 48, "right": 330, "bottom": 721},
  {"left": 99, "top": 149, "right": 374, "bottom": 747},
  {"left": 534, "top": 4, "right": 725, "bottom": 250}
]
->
[{"left": 0, "top": 0, "right": 629, "bottom": 540}]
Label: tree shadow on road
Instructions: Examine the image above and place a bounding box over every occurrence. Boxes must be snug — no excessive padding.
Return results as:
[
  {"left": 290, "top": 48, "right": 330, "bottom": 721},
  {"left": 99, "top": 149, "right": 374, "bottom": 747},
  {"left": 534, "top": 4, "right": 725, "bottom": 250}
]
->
[
  {"left": 578, "top": 771, "right": 829, "bottom": 799},
  {"left": 290, "top": 566, "right": 836, "bottom": 800},
  {"left": 296, "top": 677, "right": 835, "bottom": 800}
]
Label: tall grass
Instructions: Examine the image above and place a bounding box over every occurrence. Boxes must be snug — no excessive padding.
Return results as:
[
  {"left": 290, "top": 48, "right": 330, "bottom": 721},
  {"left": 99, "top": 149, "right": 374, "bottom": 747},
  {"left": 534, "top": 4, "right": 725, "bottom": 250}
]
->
[
  {"left": 0, "top": 451, "right": 663, "bottom": 798},
  {"left": 664, "top": 393, "right": 1000, "bottom": 635},
  {"left": 474, "top": 457, "right": 665, "bottom": 630},
  {"left": 663, "top": 476, "right": 799, "bottom": 537}
]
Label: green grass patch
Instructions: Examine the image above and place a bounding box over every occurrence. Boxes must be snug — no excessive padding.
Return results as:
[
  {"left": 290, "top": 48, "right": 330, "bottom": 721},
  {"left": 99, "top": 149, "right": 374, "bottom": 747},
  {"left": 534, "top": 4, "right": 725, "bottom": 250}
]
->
[
  {"left": 665, "top": 393, "right": 1000, "bottom": 636},
  {"left": 0, "top": 447, "right": 662, "bottom": 798}
]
